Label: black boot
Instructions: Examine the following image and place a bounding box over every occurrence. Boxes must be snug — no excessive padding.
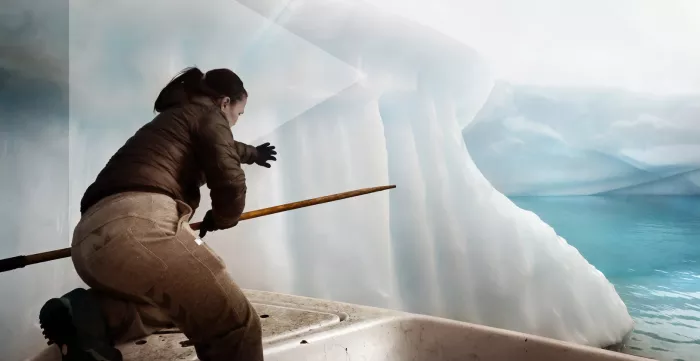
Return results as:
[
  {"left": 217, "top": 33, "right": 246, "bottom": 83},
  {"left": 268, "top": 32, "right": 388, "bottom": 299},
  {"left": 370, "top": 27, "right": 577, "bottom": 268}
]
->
[{"left": 39, "top": 288, "right": 123, "bottom": 361}]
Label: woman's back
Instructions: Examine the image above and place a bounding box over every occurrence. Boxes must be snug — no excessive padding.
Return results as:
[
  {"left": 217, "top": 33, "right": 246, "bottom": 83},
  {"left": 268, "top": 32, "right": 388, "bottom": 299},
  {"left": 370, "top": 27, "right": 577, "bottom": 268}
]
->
[{"left": 80, "top": 97, "right": 215, "bottom": 215}]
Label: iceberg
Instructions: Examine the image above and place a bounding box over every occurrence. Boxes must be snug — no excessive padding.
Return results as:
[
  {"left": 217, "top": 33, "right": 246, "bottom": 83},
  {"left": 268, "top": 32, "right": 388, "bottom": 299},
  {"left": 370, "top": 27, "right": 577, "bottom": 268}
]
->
[
  {"left": 464, "top": 82, "right": 700, "bottom": 195},
  {"left": 1, "top": 0, "right": 635, "bottom": 359}
]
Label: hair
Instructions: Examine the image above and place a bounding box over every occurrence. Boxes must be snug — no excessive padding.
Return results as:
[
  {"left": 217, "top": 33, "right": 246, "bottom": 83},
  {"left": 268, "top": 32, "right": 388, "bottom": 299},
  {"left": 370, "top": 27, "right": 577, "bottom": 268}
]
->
[{"left": 153, "top": 66, "right": 248, "bottom": 113}]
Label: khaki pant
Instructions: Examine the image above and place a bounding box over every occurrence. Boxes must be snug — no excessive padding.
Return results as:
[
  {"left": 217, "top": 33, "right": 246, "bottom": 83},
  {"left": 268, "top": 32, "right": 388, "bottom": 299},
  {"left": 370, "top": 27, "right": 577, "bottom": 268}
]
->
[{"left": 71, "top": 192, "right": 262, "bottom": 361}]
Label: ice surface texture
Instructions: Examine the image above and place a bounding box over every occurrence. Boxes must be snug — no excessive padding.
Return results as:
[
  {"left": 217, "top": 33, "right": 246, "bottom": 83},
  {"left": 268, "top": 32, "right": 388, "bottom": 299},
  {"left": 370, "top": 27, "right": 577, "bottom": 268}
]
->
[
  {"left": 464, "top": 82, "right": 700, "bottom": 196},
  {"left": 1, "top": 0, "right": 634, "bottom": 359}
]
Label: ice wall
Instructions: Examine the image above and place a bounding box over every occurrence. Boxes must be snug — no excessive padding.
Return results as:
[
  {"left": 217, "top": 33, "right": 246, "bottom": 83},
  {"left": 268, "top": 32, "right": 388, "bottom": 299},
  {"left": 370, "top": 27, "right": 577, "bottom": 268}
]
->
[
  {"left": 2, "top": 0, "right": 634, "bottom": 359},
  {"left": 0, "top": 1, "right": 79, "bottom": 360},
  {"left": 464, "top": 82, "right": 700, "bottom": 196}
]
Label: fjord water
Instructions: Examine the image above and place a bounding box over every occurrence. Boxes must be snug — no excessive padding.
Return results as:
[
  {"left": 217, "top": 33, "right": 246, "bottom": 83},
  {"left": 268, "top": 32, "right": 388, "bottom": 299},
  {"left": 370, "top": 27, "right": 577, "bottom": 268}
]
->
[{"left": 511, "top": 196, "right": 700, "bottom": 361}]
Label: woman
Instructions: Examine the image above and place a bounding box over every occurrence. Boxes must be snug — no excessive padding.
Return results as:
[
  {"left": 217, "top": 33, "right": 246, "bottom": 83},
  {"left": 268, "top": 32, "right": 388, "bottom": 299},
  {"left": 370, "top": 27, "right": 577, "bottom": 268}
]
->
[{"left": 39, "top": 67, "right": 276, "bottom": 361}]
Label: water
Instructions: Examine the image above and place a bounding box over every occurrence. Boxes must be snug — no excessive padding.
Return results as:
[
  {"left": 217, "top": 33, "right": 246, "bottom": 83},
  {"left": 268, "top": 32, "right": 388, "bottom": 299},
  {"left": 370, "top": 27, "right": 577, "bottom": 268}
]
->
[{"left": 511, "top": 196, "right": 700, "bottom": 361}]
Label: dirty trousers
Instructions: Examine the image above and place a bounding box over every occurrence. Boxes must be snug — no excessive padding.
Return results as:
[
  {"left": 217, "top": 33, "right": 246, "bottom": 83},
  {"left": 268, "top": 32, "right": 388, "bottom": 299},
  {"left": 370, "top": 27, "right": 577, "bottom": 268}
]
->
[{"left": 71, "top": 192, "right": 263, "bottom": 361}]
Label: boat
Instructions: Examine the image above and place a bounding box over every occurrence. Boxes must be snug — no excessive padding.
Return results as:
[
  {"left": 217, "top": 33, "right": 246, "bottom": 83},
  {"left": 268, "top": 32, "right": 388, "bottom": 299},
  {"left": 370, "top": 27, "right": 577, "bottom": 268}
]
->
[{"left": 30, "top": 289, "right": 650, "bottom": 361}]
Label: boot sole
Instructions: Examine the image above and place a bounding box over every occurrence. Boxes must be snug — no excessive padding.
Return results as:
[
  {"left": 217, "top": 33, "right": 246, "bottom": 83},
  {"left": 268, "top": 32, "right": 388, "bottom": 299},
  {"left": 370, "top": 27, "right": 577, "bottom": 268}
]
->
[{"left": 39, "top": 297, "right": 122, "bottom": 361}]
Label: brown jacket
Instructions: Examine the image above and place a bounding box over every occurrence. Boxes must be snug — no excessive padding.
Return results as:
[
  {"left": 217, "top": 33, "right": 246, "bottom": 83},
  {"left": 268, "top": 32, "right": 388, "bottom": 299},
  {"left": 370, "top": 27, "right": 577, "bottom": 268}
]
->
[{"left": 80, "top": 96, "right": 257, "bottom": 228}]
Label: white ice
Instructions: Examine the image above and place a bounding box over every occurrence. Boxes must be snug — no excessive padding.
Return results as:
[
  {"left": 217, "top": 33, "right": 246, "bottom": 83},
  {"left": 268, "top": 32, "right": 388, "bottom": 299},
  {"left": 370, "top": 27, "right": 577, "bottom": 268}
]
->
[
  {"left": 464, "top": 82, "right": 700, "bottom": 196},
  {"left": 1, "top": 0, "right": 636, "bottom": 359}
]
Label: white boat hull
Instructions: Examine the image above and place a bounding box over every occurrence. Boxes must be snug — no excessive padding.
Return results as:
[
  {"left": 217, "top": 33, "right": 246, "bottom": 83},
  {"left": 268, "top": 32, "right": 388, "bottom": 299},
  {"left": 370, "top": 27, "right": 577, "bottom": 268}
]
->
[{"left": 31, "top": 290, "right": 648, "bottom": 361}]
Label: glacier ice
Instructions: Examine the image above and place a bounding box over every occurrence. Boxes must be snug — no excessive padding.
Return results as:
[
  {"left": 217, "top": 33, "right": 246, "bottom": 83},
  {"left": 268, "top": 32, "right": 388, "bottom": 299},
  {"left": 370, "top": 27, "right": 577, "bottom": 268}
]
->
[
  {"left": 464, "top": 82, "right": 700, "bottom": 196},
  {"left": 1, "top": 0, "right": 637, "bottom": 359}
]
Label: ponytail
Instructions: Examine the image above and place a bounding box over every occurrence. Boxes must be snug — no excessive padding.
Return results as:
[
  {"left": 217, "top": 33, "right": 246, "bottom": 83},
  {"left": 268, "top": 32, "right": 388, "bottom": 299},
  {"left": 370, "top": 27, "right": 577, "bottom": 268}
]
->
[{"left": 154, "top": 66, "right": 248, "bottom": 113}]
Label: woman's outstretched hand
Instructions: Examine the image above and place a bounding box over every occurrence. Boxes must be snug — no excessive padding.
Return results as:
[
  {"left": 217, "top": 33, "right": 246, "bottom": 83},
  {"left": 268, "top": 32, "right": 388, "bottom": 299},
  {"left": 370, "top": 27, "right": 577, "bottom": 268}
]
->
[{"left": 254, "top": 142, "right": 277, "bottom": 168}]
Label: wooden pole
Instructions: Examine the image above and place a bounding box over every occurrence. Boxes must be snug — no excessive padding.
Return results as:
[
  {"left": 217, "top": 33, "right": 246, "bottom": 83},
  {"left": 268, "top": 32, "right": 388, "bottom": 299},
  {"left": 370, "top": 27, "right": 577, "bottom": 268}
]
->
[{"left": 0, "top": 185, "right": 395, "bottom": 273}]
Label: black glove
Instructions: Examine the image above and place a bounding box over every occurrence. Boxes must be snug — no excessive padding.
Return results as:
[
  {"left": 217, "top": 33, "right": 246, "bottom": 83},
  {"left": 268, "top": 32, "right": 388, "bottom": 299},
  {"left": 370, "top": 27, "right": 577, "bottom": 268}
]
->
[
  {"left": 198, "top": 210, "right": 221, "bottom": 239},
  {"left": 254, "top": 142, "right": 277, "bottom": 168}
]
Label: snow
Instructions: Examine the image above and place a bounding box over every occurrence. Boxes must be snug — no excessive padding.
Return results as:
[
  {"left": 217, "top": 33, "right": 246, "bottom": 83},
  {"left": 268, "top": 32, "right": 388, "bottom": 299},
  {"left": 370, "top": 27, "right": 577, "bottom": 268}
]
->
[
  {"left": 1, "top": 0, "right": 637, "bottom": 359},
  {"left": 464, "top": 82, "right": 700, "bottom": 195}
]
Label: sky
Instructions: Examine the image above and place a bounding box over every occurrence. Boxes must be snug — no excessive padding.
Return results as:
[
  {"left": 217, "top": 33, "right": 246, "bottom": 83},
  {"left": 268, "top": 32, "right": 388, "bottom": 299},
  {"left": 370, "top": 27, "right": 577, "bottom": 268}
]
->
[{"left": 367, "top": 0, "right": 700, "bottom": 96}]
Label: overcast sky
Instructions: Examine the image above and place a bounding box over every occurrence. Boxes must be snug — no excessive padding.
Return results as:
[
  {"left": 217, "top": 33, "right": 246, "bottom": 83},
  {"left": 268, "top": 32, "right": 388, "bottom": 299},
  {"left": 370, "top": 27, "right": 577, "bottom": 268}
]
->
[{"left": 368, "top": 0, "right": 700, "bottom": 96}]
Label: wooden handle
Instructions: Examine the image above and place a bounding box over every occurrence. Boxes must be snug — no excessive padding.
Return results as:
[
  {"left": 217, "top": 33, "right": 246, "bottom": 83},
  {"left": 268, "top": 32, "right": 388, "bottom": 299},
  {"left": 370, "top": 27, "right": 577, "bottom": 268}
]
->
[{"left": 0, "top": 185, "right": 396, "bottom": 273}]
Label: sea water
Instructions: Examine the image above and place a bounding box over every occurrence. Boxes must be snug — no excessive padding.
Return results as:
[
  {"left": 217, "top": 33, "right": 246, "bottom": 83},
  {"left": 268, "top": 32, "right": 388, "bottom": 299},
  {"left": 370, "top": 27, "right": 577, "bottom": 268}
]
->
[{"left": 511, "top": 196, "right": 700, "bottom": 361}]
